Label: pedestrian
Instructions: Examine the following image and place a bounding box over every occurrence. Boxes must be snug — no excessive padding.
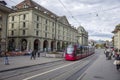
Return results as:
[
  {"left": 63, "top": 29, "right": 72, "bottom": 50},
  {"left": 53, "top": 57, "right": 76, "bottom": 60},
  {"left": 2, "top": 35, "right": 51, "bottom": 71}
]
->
[
  {"left": 30, "top": 50, "right": 37, "bottom": 60},
  {"left": 111, "top": 48, "right": 115, "bottom": 58},
  {"left": 114, "top": 54, "right": 120, "bottom": 70},
  {"left": 37, "top": 51, "right": 40, "bottom": 57},
  {"left": 4, "top": 52, "right": 9, "bottom": 65},
  {"left": 108, "top": 50, "right": 112, "bottom": 60},
  {"left": 105, "top": 48, "right": 110, "bottom": 59},
  {"left": 30, "top": 50, "right": 35, "bottom": 60}
]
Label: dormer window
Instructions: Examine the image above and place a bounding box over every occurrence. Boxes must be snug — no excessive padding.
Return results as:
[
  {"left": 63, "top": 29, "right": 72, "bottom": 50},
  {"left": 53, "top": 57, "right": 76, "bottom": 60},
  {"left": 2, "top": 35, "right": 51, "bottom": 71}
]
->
[
  {"left": 35, "top": 6, "right": 39, "bottom": 9},
  {"left": 23, "top": 3, "right": 28, "bottom": 8},
  {"left": 44, "top": 11, "right": 47, "bottom": 14}
]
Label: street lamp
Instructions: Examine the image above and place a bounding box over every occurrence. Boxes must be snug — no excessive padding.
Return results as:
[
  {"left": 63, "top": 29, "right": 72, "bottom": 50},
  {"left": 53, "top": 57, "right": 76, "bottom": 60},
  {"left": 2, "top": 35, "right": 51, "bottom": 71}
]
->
[{"left": 118, "top": 29, "right": 120, "bottom": 54}]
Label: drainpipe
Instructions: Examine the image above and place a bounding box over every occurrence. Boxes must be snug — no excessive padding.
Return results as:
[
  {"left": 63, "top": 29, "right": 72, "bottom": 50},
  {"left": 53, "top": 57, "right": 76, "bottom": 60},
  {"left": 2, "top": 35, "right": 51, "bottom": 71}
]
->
[{"left": 5, "top": 14, "right": 8, "bottom": 52}]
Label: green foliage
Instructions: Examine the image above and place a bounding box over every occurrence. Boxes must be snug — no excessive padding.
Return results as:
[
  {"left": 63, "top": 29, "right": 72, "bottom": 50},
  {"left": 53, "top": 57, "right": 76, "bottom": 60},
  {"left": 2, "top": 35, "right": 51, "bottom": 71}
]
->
[
  {"left": 48, "top": 51, "right": 59, "bottom": 54},
  {"left": 116, "top": 24, "right": 120, "bottom": 27},
  {"left": 116, "top": 24, "right": 120, "bottom": 30}
]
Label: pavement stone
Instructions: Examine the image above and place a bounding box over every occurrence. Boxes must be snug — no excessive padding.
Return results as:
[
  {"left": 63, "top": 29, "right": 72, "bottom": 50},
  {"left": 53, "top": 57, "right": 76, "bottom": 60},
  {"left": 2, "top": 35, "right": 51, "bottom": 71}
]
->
[
  {"left": 78, "top": 50, "right": 120, "bottom": 80},
  {"left": 0, "top": 52, "right": 63, "bottom": 72}
]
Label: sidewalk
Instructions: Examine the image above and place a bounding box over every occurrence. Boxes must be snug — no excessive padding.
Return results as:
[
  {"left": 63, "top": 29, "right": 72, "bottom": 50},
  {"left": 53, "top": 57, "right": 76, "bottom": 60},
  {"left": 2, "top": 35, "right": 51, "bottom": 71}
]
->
[
  {"left": 0, "top": 52, "right": 63, "bottom": 72},
  {"left": 78, "top": 49, "right": 120, "bottom": 80}
]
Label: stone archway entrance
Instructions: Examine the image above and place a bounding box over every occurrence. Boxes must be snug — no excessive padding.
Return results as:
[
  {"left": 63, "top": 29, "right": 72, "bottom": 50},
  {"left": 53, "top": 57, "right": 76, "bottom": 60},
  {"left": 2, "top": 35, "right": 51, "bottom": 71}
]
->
[
  {"left": 8, "top": 39, "right": 15, "bottom": 51},
  {"left": 51, "top": 41, "right": 54, "bottom": 51},
  {"left": 34, "top": 39, "right": 40, "bottom": 50},
  {"left": 21, "top": 39, "right": 27, "bottom": 51},
  {"left": 51, "top": 41, "right": 56, "bottom": 51},
  {"left": 57, "top": 41, "right": 60, "bottom": 51},
  {"left": 43, "top": 40, "right": 48, "bottom": 52}
]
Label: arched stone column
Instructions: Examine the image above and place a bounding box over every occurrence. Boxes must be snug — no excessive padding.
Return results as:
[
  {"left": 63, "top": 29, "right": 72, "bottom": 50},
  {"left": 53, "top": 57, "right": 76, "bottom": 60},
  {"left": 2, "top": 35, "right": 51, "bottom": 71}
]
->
[{"left": 40, "top": 39, "right": 44, "bottom": 51}]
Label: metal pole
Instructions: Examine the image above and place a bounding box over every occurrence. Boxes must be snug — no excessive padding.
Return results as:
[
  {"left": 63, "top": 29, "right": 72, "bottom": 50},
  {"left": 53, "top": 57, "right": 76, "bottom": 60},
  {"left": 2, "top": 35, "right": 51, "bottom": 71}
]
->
[
  {"left": 118, "top": 30, "right": 120, "bottom": 54},
  {"left": 5, "top": 14, "right": 8, "bottom": 52}
]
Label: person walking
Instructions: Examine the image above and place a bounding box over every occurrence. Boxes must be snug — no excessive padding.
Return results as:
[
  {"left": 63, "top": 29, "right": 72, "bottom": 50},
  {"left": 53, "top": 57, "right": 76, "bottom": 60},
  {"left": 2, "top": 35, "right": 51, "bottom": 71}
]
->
[
  {"left": 4, "top": 52, "right": 9, "bottom": 65},
  {"left": 105, "top": 48, "right": 111, "bottom": 60},
  {"left": 114, "top": 54, "right": 120, "bottom": 70},
  {"left": 31, "top": 50, "right": 35, "bottom": 60},
  {"left": 37, "top": 51, "right": 40, "bottom": 57},
  {"left": 30, "top": 50, "right": 37, "bottom": 60}
]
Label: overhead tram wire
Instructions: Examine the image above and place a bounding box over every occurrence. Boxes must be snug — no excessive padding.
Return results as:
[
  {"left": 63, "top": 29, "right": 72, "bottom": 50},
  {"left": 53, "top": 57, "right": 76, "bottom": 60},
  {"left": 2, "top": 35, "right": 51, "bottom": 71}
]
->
[
  {"left": 58, "top": 0, "right": 81, "bottom": 26},
  {"left": 6, "top": 0, "right": 18, "bottom": 8},
  {"left": 74, "top": 5, "right": 120, "bottom": 17},
  {"left": 9, "top": 0, "right": 17, "bottom": 5}
]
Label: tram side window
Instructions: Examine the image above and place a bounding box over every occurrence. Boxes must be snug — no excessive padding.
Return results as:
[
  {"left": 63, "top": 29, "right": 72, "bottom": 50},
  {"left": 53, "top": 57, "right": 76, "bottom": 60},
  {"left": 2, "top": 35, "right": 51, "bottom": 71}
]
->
[
  {"left": 80, "top": 47, "right": 83, "bottom": 54},
  {"left": 76, "top": 49, "right": 81, "bottom": 54},
  {"left": 85, "top": 48, "right": 86, "bottom": 53},
  {"left": 82, "top": 48, "right": 85, "bottom": 54},
  {"left": 66, "top": 47, "right": 74, "bottom": 54}
]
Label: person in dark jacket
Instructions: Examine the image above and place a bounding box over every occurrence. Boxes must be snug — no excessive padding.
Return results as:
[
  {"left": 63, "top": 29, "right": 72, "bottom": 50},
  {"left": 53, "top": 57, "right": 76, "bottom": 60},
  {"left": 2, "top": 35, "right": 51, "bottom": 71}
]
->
[
  {"left": 115, "top": 54, "right": 120, "bottom": 70},
  {"left": 30, "top": 50, "right": 37, "bottom": 60},
  {"left": 37, "top": 51, "right": 40, "bottom": 57},
  {"left": 4, "top": 52, "right": 9, "bottom": 65}
]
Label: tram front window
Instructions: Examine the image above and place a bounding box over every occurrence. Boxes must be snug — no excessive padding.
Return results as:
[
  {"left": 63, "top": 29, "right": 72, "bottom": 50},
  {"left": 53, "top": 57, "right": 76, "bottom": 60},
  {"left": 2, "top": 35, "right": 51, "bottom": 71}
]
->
[{"left": 66, "top": 45, "right": 74, "bottom": 54}]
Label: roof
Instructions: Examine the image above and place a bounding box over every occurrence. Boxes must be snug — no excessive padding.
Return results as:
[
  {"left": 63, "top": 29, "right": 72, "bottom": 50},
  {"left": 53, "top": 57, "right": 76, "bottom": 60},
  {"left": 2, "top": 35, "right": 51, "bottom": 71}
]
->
[
  {"left": 0, "top": 3, "right": 12, "bottom": 13},
  {"left": 57, "top": 16, "right": 70, "bottom": 26},
  {"left": 112, "top": 24, "right": 120, "bottom": 33},
  {"left": 15, "top": 0, "right": 58, "bottom": 18},
  {"left": 0, "top": 1, "right": 7, "bottom": 5}
]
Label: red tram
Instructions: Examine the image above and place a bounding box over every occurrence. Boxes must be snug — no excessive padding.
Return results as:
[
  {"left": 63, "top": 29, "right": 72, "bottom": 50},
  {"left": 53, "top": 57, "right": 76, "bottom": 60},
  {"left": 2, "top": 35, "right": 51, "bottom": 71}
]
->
[{"left": 65, "top": 44, "right": 95, "bottom": 61}]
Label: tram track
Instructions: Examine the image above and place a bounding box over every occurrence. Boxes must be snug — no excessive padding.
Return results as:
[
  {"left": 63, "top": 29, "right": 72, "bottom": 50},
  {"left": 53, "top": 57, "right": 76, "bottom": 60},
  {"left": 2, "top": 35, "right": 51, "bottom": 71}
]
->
[
  {"left": 0, "top": 60, "right": 68, "bottom": 80},
  {"left": 66, "top": 54, "right": 98, "bottom": 80},
  {"left": 0, "top": 52, "right": 99, "bottom": 80},
  {"left": 47, "top": 53, "right": 99, "bottom": 80}
]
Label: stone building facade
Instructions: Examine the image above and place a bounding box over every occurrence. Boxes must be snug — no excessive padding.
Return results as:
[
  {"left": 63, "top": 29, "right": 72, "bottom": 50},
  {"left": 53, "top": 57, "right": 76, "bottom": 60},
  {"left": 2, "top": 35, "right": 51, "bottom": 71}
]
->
[
  {"left": 77, "top": 26, "right": 88, "bottom": 46},
  {"left": 7, "top": 0, "right": 88, "bottom": 51},
  {"left": 0, "top": 1, "right": 12, "bottom": 51},
  {"left": 112, "top": 24, "right": 120, "bottom": 50}
]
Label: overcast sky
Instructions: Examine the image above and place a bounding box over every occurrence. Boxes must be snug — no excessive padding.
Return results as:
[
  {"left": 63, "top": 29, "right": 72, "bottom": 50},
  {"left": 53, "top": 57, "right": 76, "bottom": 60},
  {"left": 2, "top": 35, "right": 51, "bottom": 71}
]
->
[{"left": 5, "top": 0, "right": 120, "bottom": 41}]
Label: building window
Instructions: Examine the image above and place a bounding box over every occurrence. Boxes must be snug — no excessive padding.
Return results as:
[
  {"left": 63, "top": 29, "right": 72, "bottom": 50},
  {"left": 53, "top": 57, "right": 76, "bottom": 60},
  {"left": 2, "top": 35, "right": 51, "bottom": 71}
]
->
[
  {"left": 52, "top": 28, "right": 54, "bottom": 32},
  {"left": 36, "top": 31, "right": 39, "bottom": 36},
  {"left": 52, "top": 34, "right": 54, "bottom": 38},
  {"left": 23, "top": 30, "right": 26, "bottom": 35},
  {"left": 46, "top": 19, "right": 47, "bottom": 24},
  {"left": 23, "top": 22, "right": 26, "bottom": 27},
  {"left": 45, "top": 26, "right": 47, "bottom": 31},
  {"left": 37, "top": 16, "right": 39, "bottom": 21},
  {"left": 11, "top": 31, "right": 14, "bottom": 35},
  {"left": 23, "top": 14, "right": 26, "bottom": 20},
  {"left": 11, "top": 23, "right": 14, "bottom": 28},
  {"left": 58, "top": 36, "right": 60, "bottom": 39},
  {"left": 58, "top": 30, "right": 60, "bottom": 34},
  {"left": 12, "top": 16, "right": 14, "bottom": 21},
  {"left": 45, "top": 33, "right": 47, "bottom": 38},
  {"left": 36, "top": 23, "right": 39, "bottom": 28},
  {"left": 23, "top": 4, "right": 28, "bottom": 8},
  {"left": 52, "top": 22, "right": 54, "bottom": 26}
]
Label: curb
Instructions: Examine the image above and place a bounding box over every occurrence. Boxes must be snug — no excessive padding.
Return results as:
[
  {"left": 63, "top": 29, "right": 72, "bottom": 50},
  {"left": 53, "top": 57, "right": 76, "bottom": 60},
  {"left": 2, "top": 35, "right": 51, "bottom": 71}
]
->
[{"left": 0, "top": 59, "right": 63, "bottom": 73}]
